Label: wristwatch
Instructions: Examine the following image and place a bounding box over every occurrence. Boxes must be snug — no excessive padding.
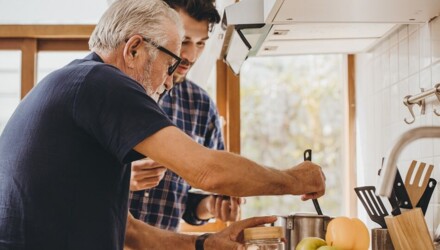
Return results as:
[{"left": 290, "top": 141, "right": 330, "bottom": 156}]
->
[{"left": 195, "top": 233, "right": 212, "bottom": 250}]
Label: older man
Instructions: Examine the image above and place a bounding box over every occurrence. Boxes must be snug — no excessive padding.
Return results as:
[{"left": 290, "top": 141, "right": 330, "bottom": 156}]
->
[
  {"left": 0, "top": 0, "right": 325, "bottom": 249},
  {"left": 129, "top": 0, "right": 243, "bottom": 232}
]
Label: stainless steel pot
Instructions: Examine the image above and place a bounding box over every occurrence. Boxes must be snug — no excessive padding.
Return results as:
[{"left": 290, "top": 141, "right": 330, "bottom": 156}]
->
[{"left": 272, "top": 213, "right": 332, "bottom": 250}]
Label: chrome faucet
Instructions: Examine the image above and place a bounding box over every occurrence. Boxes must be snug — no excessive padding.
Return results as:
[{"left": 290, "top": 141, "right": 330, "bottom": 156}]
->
[{"left": 377, "top": 126, "right": 440, "bottom": 197}]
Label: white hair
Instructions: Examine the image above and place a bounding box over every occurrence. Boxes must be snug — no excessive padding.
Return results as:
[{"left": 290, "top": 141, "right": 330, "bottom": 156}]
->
[{"left": 89, "top": 0, "right": 184, "bottom": 55}]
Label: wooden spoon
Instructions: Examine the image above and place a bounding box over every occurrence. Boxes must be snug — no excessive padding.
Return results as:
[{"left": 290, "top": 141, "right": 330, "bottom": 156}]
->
[{"left": 405, "top": 160, "right": 434, "bottom": 207}]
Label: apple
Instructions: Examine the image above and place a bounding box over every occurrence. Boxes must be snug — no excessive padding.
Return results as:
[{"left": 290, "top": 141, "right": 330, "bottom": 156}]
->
[
  {"left": 295, "top": 237, "right": 327, "bottom": 250},
  {"left": 351, "top": 218, "right": 369, "bottom": 250},
  {"left": 325, "top": 217, "right": 370, "bottom": 250},
  {"left": 326, "top": 217, "right": 353, "bottom": 250}
]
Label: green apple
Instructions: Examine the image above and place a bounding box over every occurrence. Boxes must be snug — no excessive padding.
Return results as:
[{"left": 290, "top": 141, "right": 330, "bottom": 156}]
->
[
  {"left": 295, "top": 237, "right": 327, "bottom": 250},
  {"left": 317, "top": 246, "right": 340, "bottom": 250}
]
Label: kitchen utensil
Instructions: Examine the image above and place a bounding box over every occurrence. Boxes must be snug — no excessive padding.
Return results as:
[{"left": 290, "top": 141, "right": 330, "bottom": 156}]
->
[
  {"left": 272, "top": 213, "right": 332, "bottom": 250},
  {"left": 392, "top": 169, "right": 413, "bottom": 209},
  {"left": 385, "top": 208, "right": 434, "bottom": 250},
  {"left": 377, "top": 158, "right": 401, "bottom": 216},
  {"left": 387, "top": 190, "right": 401, "bottom": 216},
  {"left": 416, "top": 178, "right": 437, "bottom": 215},
  {"left": 303, "top": 149, "right": 323, "bottom": 215},
  {"left": 378, "top": 157, "right": 412, "bottom": 209},
  {"left": 404, "top": 160, "right": 434, "bottom": 206},
  {"left": 354, "top": 186, "right": 388, "bottom": 228}
]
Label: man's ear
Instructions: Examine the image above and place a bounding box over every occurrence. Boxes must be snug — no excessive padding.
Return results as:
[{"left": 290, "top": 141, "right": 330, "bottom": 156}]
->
[{"left": 123, "top": 35, "right": 144, "bottom": 68}]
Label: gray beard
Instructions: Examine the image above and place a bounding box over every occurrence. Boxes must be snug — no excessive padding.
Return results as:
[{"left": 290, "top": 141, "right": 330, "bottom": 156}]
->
[
  {"left": 149, "top": 84, "right": 165, "bottom": 102},
  {"left": 136, "top": 61, "right": 158, "bottom": 102}
]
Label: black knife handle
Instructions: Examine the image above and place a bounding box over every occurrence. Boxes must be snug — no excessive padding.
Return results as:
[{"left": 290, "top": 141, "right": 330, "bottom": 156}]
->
[
  {"left": 378, "top": 162, "right": 412, "bottom": 209},
  {"left": 416, "top": 178, "right": 437, "bottom": 215},
  {"left": 388, "top": 190, "right": 401, "bottom": 216},
  {"left": 393, "top": 169, "right": 413, "bottom": 209}
]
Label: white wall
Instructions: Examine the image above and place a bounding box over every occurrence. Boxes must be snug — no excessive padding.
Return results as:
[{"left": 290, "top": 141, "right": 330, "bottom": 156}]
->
[
  {"left": 356, "top": 18, "right": 440, "bottom": 236},
  {"left": 0, "top": 0, "right": 107, "bottom": 24}
]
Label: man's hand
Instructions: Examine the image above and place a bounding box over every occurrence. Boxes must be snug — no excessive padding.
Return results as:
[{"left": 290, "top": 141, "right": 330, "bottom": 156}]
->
[
  {"left": 285, "top": 161, "right": 326, "bottom": 201},
  {"left": 204, "top": 216, "right": 278, "bottom": 249},
  {"left": 130, "top": 158, "right": 166, "bottom": 191},
  {"left": 125, "top": 211, "right": 277, "bottom": 250},
  {"left": 197, "top": 196, "right": 245, "bottom": 222}
]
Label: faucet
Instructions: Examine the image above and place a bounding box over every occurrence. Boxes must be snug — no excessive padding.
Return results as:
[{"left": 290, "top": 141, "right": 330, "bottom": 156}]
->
[{"left": 377, "top": 126, "right": 440, "bottom": 197}]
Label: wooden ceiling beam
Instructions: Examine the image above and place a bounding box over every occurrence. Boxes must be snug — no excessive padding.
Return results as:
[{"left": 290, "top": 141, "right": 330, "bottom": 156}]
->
[
  {"left": 0, "top": 25, "right": 94, "bottom": 39},
  {"left": 38, "top": 39, "right": 89, "bottom": 51}
]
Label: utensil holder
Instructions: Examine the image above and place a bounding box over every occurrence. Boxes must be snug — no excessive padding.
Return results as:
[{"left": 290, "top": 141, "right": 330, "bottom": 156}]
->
[
  {"left": 372, "top": 228, "right": 394, "bottom": 250},
  {"left": 384, "top": 208, "right": 434, "bottom": 250}
]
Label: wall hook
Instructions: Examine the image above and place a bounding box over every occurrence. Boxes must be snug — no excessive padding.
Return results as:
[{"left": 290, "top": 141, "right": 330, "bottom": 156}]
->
[
  {"left": 433, "top": 84, "right": 440, "bottom": 116},
  {"left": 402, "top": 84, "right": 440, "bottom": 124},
  {"left": 420, "top": 88, "right": 426, "bottom": 115},
  {"left": 404, "top": 95, "right": 417, "bottom": 124}
]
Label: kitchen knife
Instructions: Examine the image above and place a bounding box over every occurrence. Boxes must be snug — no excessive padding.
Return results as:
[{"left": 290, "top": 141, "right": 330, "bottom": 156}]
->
[
  {"left": 393, "top": 169, "right": 413, "bottom": 209},
  {"left": 378, "top": 158, "right": 412, "bottom": 209},
  {"left": 304, "top": 149, "right": 323, "bottom": 215},
  {"left": 378, "top": 157, "right": 401, "bottom": 215},
  {"left": 387, "top": 190, "right": 402, "bottom": 216},
  {"left": 416, "top": 178, "right": 437, "bottom": 215}
]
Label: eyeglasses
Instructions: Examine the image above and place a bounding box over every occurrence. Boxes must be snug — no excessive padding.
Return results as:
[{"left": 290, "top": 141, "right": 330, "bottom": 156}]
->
[{"left": 142, "top": 37, "right": 182, "bottom": 76}]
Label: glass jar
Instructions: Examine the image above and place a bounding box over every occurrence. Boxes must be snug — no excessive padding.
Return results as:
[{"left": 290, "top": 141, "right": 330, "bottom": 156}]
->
[{"left": 244, "top": 226, "right": 285, "bottom": 250}]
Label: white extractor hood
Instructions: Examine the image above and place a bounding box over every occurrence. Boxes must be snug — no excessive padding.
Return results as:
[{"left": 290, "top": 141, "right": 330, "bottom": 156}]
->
[{"left": 220, "top": 0, "right": 440, "bottom": 74}]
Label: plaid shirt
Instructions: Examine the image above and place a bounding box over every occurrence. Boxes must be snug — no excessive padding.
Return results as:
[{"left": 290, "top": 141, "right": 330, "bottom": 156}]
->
[{"left": 129, "top": 79, "right": 225, "bottom": 231}]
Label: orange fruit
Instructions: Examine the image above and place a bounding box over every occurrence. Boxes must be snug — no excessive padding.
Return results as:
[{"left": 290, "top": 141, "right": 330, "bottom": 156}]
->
[{"left": 325, "top": 217, "right": 369, "bottom": 250}]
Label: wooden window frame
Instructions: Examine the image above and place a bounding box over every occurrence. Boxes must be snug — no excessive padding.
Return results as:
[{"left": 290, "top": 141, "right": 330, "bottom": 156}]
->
[{"left": 0, "top": 25, "right": 93, "bottom": 98}]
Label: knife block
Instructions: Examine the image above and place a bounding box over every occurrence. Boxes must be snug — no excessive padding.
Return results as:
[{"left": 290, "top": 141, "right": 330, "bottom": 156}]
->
[{"left": 384, "top": 208, "right": 434, "bottom": 250}]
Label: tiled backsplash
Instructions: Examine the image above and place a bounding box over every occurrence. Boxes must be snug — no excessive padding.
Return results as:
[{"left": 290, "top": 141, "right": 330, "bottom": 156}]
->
[{"left": 356, "top": 17, "right": 440, "bottom": 235}]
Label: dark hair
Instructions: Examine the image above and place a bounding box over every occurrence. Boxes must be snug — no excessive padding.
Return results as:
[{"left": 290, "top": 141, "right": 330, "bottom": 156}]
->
[{"left": 164, "top": 0, "right": 221, "bottom": 30}]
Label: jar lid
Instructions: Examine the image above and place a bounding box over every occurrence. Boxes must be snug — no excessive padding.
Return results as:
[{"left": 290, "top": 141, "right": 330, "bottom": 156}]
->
[{"left": 244, "top": 226, "right": 283, "bottom": 241}]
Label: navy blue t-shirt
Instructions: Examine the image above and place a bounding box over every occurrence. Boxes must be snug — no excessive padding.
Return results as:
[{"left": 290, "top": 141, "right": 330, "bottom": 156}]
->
[{"left": 0, "top": 53, "right": 174, "bottom": 250}]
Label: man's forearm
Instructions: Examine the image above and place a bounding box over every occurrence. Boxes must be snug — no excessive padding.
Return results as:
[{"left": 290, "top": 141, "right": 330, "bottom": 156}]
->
[
  {"left": 135, "top": 126, "right": 324, "bottom": 199},
  {"left": 125, "top": 212, "right": 196, "bottom": 250},
  {"left": 185, "top": 150, "right": 296, "bottom": 197}
]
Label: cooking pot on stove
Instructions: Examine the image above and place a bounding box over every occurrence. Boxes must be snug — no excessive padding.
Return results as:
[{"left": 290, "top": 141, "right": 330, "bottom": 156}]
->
[{"left": 272, "top": 213, "right": 332, "bottom": 250}]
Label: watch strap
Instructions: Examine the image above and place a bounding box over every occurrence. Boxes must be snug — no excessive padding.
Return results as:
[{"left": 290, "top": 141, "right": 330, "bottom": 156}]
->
[{"left": 195, "top": 233, "right": 212, "bottom": 250}]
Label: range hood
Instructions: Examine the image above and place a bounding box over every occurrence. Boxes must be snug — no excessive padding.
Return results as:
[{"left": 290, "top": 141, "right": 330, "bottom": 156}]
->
[{"left": 220, "top": 0, "right": 440, "bottom": 74}]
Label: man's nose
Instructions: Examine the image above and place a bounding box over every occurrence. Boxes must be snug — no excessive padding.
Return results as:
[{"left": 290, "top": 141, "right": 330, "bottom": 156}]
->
[{"left": 181, "top": 44, "right": 196, "bottom": 64}]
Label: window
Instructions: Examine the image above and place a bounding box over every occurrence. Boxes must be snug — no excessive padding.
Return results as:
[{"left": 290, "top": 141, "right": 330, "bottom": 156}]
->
[
  {"left": 37, "top": 51, "right": 89, "bottom": 82},
  {"left": 0, "top": 51, "right": 21, "bottom": 133},
  {"left": 0, "top": 25, "right": 91, "bottom": 134},
  {"left": 240, "top": 55, "right": 346, "bottom": 218}
]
